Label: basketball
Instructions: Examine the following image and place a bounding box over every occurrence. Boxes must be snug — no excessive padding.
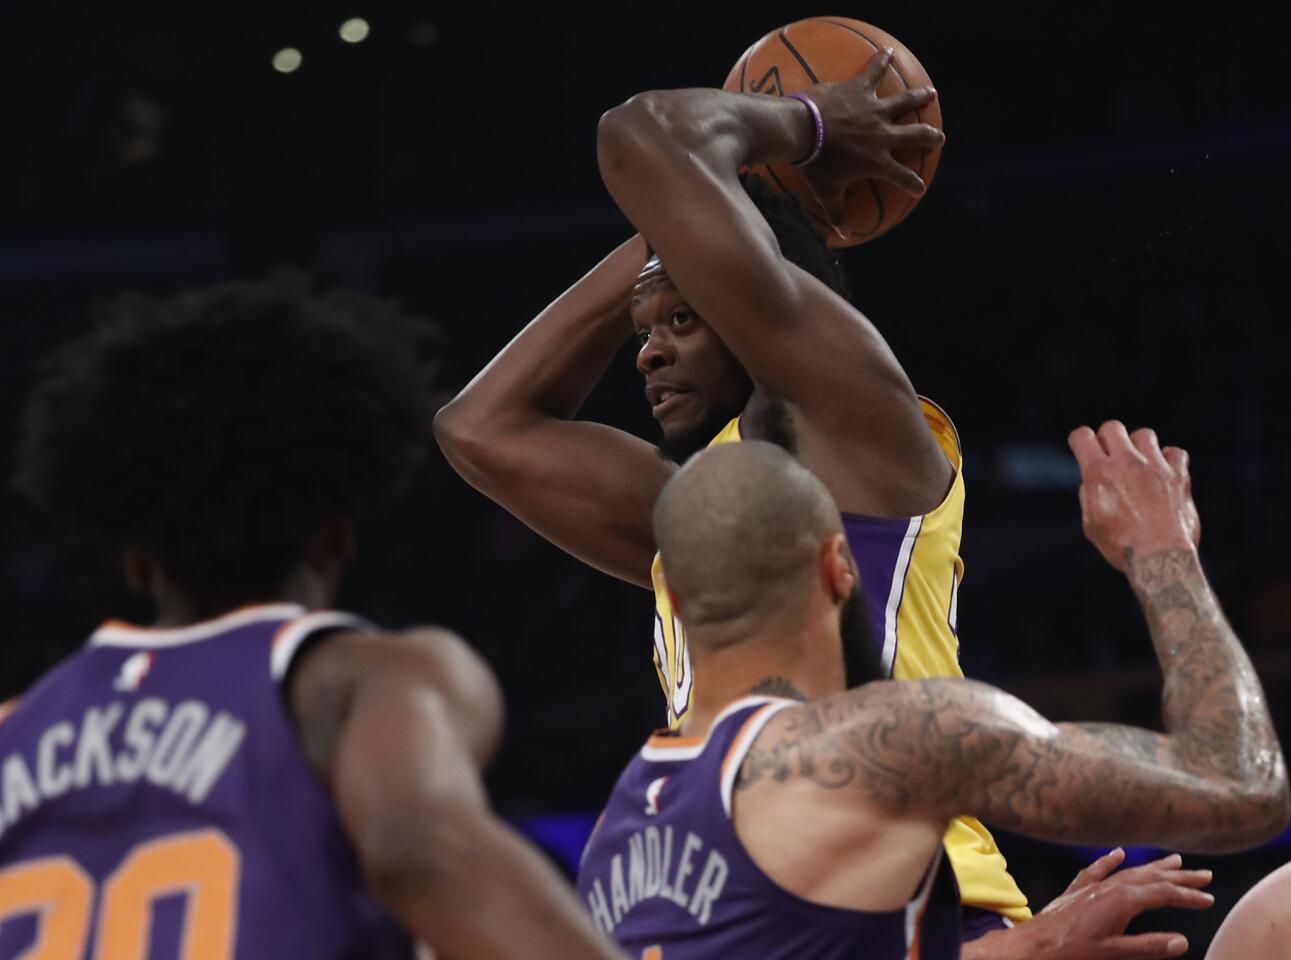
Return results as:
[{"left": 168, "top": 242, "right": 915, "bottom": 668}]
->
[{"left": 723, "top": 17, "right": 943, "bottom": 247}]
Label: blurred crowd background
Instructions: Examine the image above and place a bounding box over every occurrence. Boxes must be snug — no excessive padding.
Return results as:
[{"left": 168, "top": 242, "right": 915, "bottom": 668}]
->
[{"left": 2, "top": 2, "right": 1288, "bottom": 951}]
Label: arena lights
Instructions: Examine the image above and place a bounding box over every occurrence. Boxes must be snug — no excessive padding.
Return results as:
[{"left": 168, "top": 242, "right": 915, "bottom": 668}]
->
[
  {"left": 272, "top": 48, "right": 303, "bottom": 74},
  {"left": 339, "top": 17, "right": 370, "bottom": 43}
]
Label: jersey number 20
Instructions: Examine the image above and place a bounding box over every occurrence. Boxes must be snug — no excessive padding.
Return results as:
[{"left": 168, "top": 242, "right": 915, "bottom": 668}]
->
[{"left": 0, "top": 828, "right": 238, "bottom": 958}]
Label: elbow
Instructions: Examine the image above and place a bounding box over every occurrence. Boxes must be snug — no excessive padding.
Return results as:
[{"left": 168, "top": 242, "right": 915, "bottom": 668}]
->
[
  {"left": 1197, "top": 773, "right": 1291, "bottom": 854},
  {"left": 597, "top": 92, "right": 673, "bottom": 178},
  {"left": 1256, "top": 768, "right": 1291, "bottom": 841},
  {"left": 598, "top": 92, "right": 660, "bottom": 147},
  {"left": 431, "top": 397, "right": 468, "bottom": 456},
  {"left": 432, "top": 397, "right": 496, "bottom": 480},
  {"left": 1242, "top": 754, "right": 1291, "bottom": 847}
]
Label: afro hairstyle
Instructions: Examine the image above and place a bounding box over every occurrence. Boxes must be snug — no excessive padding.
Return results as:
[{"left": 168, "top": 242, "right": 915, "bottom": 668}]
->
[{"left": 14, "top": 273, "right": 440, "bottom": 604}]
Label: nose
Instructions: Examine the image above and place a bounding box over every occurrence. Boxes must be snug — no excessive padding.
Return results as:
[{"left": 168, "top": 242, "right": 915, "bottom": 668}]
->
[{"left": 636, "top": 327, "right": 675, "bottom": 374}]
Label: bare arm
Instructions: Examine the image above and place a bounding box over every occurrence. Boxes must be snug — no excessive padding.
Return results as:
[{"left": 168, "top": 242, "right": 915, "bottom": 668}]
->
[
  {"left": 740, "top": 425, "right": 1289, "bottom": 853},
  {"left": 434, "top": 236, "right": 671, "bottom": 588},
  {"left": 288, "top": 630, "right": 622, "bottom": 959},
  {"left": 596, "top": 59, "right": 951, "bottom": 516}
]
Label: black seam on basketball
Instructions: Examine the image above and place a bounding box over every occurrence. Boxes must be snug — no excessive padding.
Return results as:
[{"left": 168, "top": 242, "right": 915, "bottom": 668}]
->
[
  {"left": 822, "top": 18, "right": 930, "bottom": 230},
  {"left": 777, "top": 29, "right": 820, "bottom": 85},
  {"left": 865, "top": 177, "right": 886, "bottom": 234},
  {"left": 819, "top": 19, "right": 911, "bottom": 88}
]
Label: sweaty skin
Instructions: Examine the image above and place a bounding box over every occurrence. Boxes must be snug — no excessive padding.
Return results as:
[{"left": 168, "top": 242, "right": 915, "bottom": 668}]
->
[
  {"left": 288, "top": 627, "right": 624, "bottom": 960},
  {"left": 656, "top": 433, "right": 1286, "bottom": 960},
  {"left": 434, "top": 54, "right": 949, "bottom": 590},
  {"left": 1205, "top": 861, "right": 1291, "bottom": 960}
]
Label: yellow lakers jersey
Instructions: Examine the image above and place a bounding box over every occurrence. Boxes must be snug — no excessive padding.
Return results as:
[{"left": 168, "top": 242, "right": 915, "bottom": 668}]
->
[{"left": 650, "top": 398, "right": 1031, "bottom": 921}]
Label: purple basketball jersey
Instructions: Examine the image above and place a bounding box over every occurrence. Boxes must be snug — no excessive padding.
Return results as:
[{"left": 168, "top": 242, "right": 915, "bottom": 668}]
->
[
  {"left": 0, "top": 604, "right": 414, "bottom": 959},
  {"left": 577, "top": 696, "right": 961, "bottom": 960}
]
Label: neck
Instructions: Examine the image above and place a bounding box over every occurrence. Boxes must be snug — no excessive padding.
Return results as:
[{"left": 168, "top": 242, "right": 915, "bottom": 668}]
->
[
  {"left": 678, "top": 609, "right": 841, "bottom": 739},
  {"left": 151, "top": 566, "right": 333, "bottom": 628}
]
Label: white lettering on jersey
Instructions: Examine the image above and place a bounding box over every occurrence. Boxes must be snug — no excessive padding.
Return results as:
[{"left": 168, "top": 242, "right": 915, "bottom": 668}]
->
[
  {"left": 669, "top": 832, "right": 703, "bottom": 907},
  {"left": 146, "top": 701, "right": 209, "bottom": 787},
  {"left": 35, "top": 722, "right": 75, "bottom": 799},
  {"left": 587, "top": 879, "right": 614, "bottom": 934},
  {"left": 116, "top": 698, "right": 166, "bottom": 782},
  {"left": 74, "top": 703, "right": 123, "bottom": 789},
  {"left": 610, "top": 854, "right": 631, "bottom": 923},
  {"left": 0, "top": 698, "right": 246, "bottom": 841},
  {"left": 172, "top": 713, "right": 247, "bottom": 803},
  {"left": 2, "top": 754, "right": 39, "bottom": 823},
  {"left": 582, "top": 826, "right": 729, "bottom": 934}
]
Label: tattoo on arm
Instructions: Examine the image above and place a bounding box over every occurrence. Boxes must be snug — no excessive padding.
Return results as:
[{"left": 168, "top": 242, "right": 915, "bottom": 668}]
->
[
  {"left": 1125, "top": 549, "right": 1270, "bottom": 778},
  {"left": 736, "top": 549, "right": 1287, "bottom": 850}
]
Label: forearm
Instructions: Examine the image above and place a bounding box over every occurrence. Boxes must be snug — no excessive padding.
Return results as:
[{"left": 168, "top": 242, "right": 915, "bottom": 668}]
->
[
  {"left": 436, "top": 235, "right": 645, "bottom": 435},
  {"left": 600, "top": 89, "right": 815, "bottom": 176},
  {"left": 961, "top": 930, "right": 1012, "bottom": 960},
  {"left": 384, "top": 809, "right": 622, "bottom": 960},
  {"left": 1128, "top": 547, "right": 1284, "bottom": 791},
  {"left": 336, "top": 684, "right": 617, "bottom": 958}
]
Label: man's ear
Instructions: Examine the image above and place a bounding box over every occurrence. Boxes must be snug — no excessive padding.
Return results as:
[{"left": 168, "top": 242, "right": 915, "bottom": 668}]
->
[
  {"left": 123, "top": 545, "right": 152, "bottom": 592},
  {"left": 820, "top": 532, "right": 854, "bottom": 604},
  {"left": 308, "top": 517, "right": 356, "bottom": 573},
  {"left": 659, "top": 565, "right": 684, "bottom": 619}
]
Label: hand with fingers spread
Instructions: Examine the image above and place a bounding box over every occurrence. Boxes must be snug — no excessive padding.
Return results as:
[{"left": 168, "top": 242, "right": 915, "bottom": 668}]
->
[
  {"left": 796, "top": 46, "right": 945, "bottom": 228},
  {"left": 1067, "top": 421, "right": 1201, "bottom": 574},
  {"left": 966, "top": 849, "right": 1214, "bottom": 960}
]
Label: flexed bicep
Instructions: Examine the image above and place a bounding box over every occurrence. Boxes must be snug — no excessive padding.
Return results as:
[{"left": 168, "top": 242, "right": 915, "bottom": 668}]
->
[{"left": 438, "top": 412, "right": 669, "bottom": 589}]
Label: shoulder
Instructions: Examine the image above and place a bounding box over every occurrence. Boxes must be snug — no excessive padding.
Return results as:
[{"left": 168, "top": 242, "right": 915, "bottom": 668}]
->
[
  {"left": 1207, "top": 862, "right": 1291, "bottom": 960},
  {"left": 292, "top": 626, "right": 485, "bottom": 686},
  {"left": 740, "top": 679, "right": 1047, "bottom": 808},
  {"left": 288, "top": 625, "right": 502, "bottom": 777}
]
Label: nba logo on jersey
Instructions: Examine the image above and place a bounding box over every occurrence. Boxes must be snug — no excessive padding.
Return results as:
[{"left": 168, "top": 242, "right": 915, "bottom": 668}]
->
[
  {"left": 644, "top": 776, "right": 669, "bottom": 816},
  {"left": 113, "top": 650, "right": 154, "bottom": 691}
]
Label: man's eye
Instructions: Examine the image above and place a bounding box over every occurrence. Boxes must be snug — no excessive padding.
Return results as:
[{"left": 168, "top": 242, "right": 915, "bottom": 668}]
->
[
  {"left": 670, "top": 311, "right": 693, "bottom": 328},
  {"left": 637, "top": 330, "right": 650, "bottom": 346}
]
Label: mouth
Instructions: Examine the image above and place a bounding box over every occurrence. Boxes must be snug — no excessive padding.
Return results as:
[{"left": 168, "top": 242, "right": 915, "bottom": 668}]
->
[{"left": 650, "top": 388, "right": 694, "bottom": 422}]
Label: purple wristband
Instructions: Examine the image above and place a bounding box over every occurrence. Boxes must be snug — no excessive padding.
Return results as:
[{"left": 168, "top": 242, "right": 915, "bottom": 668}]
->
[{"left": 787, "top": 93, "right": 825, "bottom": 166}]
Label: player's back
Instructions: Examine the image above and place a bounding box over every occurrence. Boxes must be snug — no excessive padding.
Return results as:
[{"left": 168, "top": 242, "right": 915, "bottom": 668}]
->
[
  {"left": 650, "top": 399, "right": 1031, "bottom": 926},
  {"left": 0, "top": 604, "right": 412, "bottom": 960},
  {"left": 576, "top": 696, "right": 961, "bottom": 959}
]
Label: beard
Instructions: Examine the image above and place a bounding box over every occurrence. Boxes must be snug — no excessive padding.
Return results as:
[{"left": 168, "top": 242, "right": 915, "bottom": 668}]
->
[
  {"left": 656, "top": 403, "right": 745, "bottom": 465},
  {"left": 840, "top": 584, "right": 883, "bottom": 688}
]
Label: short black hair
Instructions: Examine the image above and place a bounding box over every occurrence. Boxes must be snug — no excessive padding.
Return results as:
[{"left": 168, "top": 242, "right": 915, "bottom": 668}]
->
[
  {"left": 740, "top": 173, "right": 852, "bottom": 301},
  {"left": 641, "top": 176, "right": 852, "bottom": 301},
  {"left": 14, "top": 274, "right": 439, "bottom": 603}
]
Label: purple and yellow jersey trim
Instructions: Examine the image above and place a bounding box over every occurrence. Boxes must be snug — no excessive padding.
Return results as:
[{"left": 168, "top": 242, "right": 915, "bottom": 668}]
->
[{"left": 649, "top": 399, "right": 1031, "bottom": 922}]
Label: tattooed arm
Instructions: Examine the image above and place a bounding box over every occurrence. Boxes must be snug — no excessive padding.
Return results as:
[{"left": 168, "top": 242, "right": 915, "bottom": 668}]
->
[{"left": 740, "top": 422, "right": 1289, "bottom": 853}]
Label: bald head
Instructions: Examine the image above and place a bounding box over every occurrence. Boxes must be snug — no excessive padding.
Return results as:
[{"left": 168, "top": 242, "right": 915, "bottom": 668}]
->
[{"left": 653, "top": 442, "right": 844, "bottom": 635}]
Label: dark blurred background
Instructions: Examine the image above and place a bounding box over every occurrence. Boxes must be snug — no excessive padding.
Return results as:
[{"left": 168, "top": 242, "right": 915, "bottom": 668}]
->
[{"left": 2, "top": 1, "right": 1288, "bottom": 952}]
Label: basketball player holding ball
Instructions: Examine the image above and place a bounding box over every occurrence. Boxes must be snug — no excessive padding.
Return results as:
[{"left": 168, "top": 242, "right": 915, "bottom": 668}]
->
[{"left": 437, "top": 27, "right": 1205, "bottom": 958}]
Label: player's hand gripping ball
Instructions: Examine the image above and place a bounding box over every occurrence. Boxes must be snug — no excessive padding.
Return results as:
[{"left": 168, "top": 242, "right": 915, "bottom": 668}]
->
[{"left": 724, "top": 17, "right": 944, "bottom": 247}]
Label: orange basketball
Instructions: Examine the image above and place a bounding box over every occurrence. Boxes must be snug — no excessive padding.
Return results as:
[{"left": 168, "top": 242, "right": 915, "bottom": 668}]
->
[{"left": 723, "top": 17, "right": 943, "bottom": 247}]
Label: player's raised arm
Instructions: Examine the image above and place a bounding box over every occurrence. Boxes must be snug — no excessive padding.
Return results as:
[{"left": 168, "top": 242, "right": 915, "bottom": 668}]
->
[
  {"left": 434, "top": 235, "right": 671, "bottom": 589},
  {"left": 748, "top": 423, "right": 1289, "bottom": 853},
  {"left": 595, "top": 55, "right": 951, "bottom": 516},
  {"left": 288, "top": 629, "right": 624, "bottom": 960}
]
